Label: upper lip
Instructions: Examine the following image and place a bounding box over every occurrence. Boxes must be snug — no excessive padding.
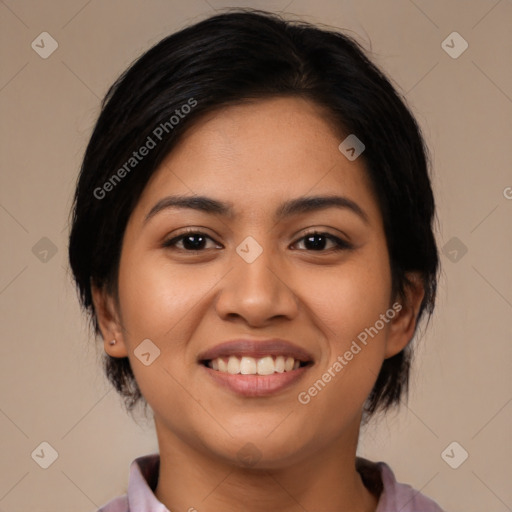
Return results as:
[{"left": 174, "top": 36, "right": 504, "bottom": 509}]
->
[{"left": 197, "top": 338, "right": 315, "bottom": 363}]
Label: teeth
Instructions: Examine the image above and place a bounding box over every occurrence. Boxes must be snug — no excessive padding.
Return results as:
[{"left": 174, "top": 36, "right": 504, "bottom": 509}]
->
[
  {"left": 275, "top": 355, "right": 285, "bottom": 373},
  {"left": 227, "top": 356, "right": 240, "bottom": 375},
  {"left": 257, "top": 356, "right": 275, "bottom": 375},
  {"left": 240, "top": 356, "right": 256, "bottom": 374},
  {"left": 218, "top": 358, "right": 228, "bottom": 372},
  {"left": 208, "top": 355, "right": 305, "bottom": 375}
]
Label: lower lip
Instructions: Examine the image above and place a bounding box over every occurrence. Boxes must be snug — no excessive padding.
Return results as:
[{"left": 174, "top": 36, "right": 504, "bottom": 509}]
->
[{"left": 200, "top": 364, "right": 312, "bottom": 397}]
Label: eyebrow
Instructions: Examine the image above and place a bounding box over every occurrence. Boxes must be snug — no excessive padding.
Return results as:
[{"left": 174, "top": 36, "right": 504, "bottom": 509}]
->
[{"left": 144, "top": 194, "right": 369, "bottom": 225}]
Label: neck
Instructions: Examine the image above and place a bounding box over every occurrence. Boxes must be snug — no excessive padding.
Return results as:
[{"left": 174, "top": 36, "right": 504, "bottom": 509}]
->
[{"left": 153, "top": 419, "right": 379, "bottom": 512}]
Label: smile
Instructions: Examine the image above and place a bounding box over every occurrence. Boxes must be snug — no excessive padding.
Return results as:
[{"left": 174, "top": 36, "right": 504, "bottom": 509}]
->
[
  {"left": 197, "top": 338, "right": 315, "bottom": 396},
  {"left": 200, "top": 357, "right": 313, "bottom": 397}
]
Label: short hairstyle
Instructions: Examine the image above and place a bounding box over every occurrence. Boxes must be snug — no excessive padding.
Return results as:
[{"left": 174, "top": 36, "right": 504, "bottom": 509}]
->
[{"left": 68, "top": 9, "right": 439, "bottom": 417}]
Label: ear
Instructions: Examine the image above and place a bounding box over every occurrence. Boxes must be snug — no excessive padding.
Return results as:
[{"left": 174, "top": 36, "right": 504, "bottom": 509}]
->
[
  {"left": 384, "top": 272, "right": 425, "bottom": 359},
  {"left": 91, "top": 283, "right": 129, "bottom": 358}
]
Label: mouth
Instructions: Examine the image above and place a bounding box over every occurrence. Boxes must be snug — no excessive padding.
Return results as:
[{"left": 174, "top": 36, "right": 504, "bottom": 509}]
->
[{"left": 197, "top": 338, "right": 315, "bottom": 397}]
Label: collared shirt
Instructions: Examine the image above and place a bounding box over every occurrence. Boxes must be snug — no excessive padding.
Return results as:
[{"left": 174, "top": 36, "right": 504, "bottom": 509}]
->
[{"left": 98, "top": 453, "right": 445, "bottom": 511}]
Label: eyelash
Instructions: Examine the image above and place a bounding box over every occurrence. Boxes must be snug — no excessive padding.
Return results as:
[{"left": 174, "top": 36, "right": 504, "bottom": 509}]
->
[{"left": 162, "top": 229, "right": 353, "bottom": 253}]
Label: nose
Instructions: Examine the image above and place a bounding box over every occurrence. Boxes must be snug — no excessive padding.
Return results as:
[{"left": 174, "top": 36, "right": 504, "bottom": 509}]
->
[{"left": 214, "top": 243, "right": 299, "bottom": 327}]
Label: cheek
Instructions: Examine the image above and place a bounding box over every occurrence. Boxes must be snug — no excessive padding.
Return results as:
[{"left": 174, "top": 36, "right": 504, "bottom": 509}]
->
[
  {"left": 303, "top": 248, "right": 392, "bottom": 350},
  {"left": 117, "top": 253, "right": 213, "bottom": 340},
  {"left": 115, "top": 253, "right": 206, "bottom": 410},
  {"left": 292, "top": 245, "right": 392, "bottom": 420},
  {"left": 115, "top": 252, "right": 227, "bottom": 402}
]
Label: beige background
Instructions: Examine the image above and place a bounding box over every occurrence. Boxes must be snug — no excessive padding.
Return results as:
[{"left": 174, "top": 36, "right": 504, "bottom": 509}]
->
[{"left": 1, "top": 0, "right": 511, "bottom": 511}]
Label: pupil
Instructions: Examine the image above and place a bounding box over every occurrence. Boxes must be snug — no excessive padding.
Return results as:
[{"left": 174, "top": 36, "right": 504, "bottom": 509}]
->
[
  {"left": 306, "top": 234, "right": 326, "bottom": 250},
  {"left": 183, "top": 235, "right": 205, "bottom": 250}
]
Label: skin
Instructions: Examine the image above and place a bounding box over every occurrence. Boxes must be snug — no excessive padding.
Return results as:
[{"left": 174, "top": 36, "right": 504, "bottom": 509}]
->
[{"left": 92, "top": 97, "right": 424, "bottom": 512}]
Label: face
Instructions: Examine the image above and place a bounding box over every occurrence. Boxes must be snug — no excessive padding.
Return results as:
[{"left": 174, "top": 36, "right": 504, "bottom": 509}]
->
[{"left": 95, "top": 97, "right": 421, "bottom": 468}]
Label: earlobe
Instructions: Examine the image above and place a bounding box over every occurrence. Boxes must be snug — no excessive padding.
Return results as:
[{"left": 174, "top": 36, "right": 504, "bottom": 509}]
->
[
  {"left": 91, "top": 284, "right": 129, "bottom": 358},
  {"left": 384, "top": 273, "right": 425, "bottom": 359}
]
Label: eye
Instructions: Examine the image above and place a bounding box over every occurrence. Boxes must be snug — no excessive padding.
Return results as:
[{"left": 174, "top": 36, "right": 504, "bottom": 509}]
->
[
  {"left": 292, "top": 231, "right": 353, "bottom": 252},
  {"left": 162, "top": 230, "right": 221, "bottom": 251},
  {"left": 162, "top": 229, "right": 352, "bottom": 253}
]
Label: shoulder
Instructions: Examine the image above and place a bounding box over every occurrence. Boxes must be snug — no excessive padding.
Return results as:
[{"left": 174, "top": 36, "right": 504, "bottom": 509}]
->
[
  {"left": 96, "top": 494, "right": 129, "bottom": 512},
  {"left": 94, "top": 453, "right": 163, "bottom": 512},
  {"left": 357, "top": 457, "right": 446, "bottom": 512},
  {"left": 377, "top": 461, "right": 445, "bottom": 511}
]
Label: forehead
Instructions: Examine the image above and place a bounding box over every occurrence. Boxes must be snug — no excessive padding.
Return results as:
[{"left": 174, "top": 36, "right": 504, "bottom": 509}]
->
[{"left": 133, "top": 96, "right": 378, "bottom": 222}]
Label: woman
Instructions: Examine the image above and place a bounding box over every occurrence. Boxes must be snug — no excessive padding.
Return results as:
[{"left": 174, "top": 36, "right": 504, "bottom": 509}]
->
[{"left": 68, "top": 9, "right": 444, "bottom": 511}]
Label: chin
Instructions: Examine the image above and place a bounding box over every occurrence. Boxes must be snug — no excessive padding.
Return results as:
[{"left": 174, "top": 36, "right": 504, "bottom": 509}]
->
[{"left": 207, "top": 431, "right": 310, "bottom": 471}]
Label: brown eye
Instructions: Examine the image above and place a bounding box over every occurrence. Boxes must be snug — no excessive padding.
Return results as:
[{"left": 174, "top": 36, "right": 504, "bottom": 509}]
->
[
  {"left": 162, "top": 231, "right": 220, "bottom": 251},
  {"left": 292, "top": 231, "right": 352, "bottom": 252}
]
